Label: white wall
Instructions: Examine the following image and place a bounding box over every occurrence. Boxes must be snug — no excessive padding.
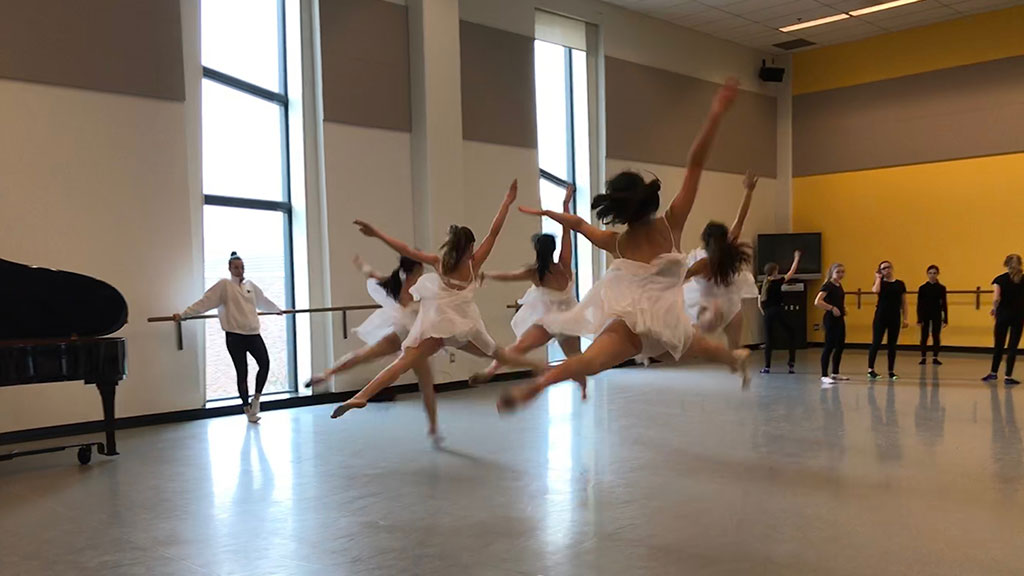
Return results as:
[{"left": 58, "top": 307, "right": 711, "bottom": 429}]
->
[{"left": 0, "top": 80, "right": 200, "bottom": 433}]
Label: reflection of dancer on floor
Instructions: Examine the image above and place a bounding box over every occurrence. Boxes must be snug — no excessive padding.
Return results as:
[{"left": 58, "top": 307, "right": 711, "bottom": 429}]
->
[
  {"left": 307, "top": 255, "right": 441, "bottom": 439},
  {"left": 497, "top": 79, "right": 751, "bottom": 412},
  {"left": 683, "top": 170, "right": 759, "bottom": 349},
  {"left": 175, "top": 251, "right": 290, "bottom": 423},
  {"left": 471, "top": 183, "right": 581, "bottom": 388},
  {"left": 330, "top": 180, "right": 544, "bottom": 420}
]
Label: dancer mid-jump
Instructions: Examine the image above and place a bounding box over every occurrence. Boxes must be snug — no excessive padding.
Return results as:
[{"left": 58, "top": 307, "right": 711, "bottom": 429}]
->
[
  {"left": 498, "top": 79, "right": 751, "bottom": 412},
  {"left": 329, "top": 180, "right": 544, "bottom": 420}
]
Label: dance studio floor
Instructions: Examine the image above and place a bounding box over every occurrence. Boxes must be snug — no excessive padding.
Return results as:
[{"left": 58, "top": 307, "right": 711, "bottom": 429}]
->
[{"left": 2, "top": 350, "right": 1022, "bottom": 575}]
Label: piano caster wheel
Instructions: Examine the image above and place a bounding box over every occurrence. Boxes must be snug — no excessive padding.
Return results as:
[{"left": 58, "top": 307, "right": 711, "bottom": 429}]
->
[{"left": 77, "top": 446, "right": 92, "bottom": 465}]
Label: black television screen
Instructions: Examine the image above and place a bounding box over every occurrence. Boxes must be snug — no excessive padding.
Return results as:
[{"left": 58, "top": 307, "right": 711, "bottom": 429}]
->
[{"left": 756, "top": 233, "right": 822, "bottom": 278}]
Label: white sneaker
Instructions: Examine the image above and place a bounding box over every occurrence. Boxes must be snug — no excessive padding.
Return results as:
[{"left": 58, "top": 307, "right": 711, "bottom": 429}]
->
[
  {"left": 251, "top": 394, "right": 261, "bottom": 416},
  {"left": 831, "top": 374, "right": 850, "bottom": 381},
  {"left": 820, "top": 376, "right": 835, "bottom": 387},
  {"left": 244, "top": 405, "right": 261, "bottom": 423}
]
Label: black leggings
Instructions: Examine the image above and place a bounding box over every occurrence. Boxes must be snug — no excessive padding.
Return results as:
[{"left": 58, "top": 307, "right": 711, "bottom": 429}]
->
[
  {"left": 868, "top": 314, "right": 902, "bottom": 373},
  {"left": 991, "top": 315, "right": 1024, "bottom": 377},
  {"left": 763, "top": 306, "right": 796, "bottom": 369},
  {"left": 226, "top": 332, "right": 270, "bottom": 406},
  {"left": 920, "top": 317, "right": 942, "bottom": 358},
  {"left": 821, "top": 314, "right": 845, "bottom": 377}
]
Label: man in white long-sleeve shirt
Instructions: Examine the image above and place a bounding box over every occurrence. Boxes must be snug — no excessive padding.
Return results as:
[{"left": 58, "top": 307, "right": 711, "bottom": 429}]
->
[{"left": 175, "top": 252, "right": 288, "bottom": 423}]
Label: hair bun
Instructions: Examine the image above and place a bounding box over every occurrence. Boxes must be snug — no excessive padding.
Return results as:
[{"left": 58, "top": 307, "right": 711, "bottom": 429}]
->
[{"left": 643, "top": 179, "right": 662, "bottom": 196}]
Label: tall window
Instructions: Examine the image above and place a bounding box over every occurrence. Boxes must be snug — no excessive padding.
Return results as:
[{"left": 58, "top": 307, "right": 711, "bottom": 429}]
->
[
  {"left": 535, "top": 12, "right": 595, "bottom": 358},
  {"left": 201, "top": 0, "right": 295, "bottom": 400}
]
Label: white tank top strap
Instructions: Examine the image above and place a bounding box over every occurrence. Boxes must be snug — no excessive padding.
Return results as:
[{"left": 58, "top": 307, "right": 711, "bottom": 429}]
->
[
  {"left": 614, "top": 232, "right": 623, "bottom": 259},
  {"left": 663, "top": 215, "right": 679, "bottom": 253}
]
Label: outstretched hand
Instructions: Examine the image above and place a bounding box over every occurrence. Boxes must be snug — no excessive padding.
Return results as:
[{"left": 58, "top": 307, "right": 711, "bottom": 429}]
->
[
  {"left": 712, "top": 77, "right": 739, "bottom": 116},
  {"left": 563, "top": 183, "right": 575, "bottom": 208},
  {"left": 353, "top": 219, "right": 378, "bottom": 238},
  {"left": 794, "top": 249, "right": 802, "bottom": 259},
  {"left": 743, "top": 170, "right": 759, "bottom": 191},
  {"left": 505, "top": 179, "right": 518, "bottom": 205},
  {"left": 518, "top": 206, "right": 545, "bottom": 217}
]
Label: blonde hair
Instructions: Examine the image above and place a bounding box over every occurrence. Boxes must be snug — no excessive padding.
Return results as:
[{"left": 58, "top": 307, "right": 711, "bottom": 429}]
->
[
  {"left": 1005, "top": 253, "right": 1023, "bottom": 283},
  {"left": 827, "top": 262, "right": 844, "bottom": 281}
]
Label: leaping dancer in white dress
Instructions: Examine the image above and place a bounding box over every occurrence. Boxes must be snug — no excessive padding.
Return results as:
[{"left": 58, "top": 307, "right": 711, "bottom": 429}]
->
[
  {"left": 329, "top": 179, "right": 545, "bottom": 422},
  {"left": 306, "top": 255, "right": 441, "bottom": 439},
  {"left": 497, "top": 79, "right": 751, "bottom": 412},
  {"left": 683, "top": 170, "right": 759, "bottom": 349},
  {"left": 470, "top": 183, "right": 581, "bottom": 388}
]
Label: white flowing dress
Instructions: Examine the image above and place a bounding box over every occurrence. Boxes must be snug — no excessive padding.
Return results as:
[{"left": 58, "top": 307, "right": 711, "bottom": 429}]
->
[
  {"left": 542, "top": 217, "right": 694, "bottom": 365},
  {"left": 352, "top": 278, "right": 419, "bottom": 345},
  {"left": 683, "top": 247, "right": 759, "bottom": 325},
  {"left": 511, "top": 276, "right": 577, "bottom": 338},
  {"left": 403, "top": 265, "right": 498, "bottom": 354}
]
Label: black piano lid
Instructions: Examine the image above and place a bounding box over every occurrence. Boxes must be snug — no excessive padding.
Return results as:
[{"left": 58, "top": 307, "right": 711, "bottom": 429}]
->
[{"left": 0, "top": 258, "right": 128, "bottom": 341}]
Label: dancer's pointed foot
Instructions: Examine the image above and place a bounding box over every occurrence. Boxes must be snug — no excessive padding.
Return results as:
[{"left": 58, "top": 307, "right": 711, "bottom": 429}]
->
[
  {"left": 330, "top": 399, "right": 367, "bottom": 419},
  {"left": 468, "top": 367, "right": 497, "bottom": 386},
  {"left": 497, "top": 386, "right": 533, "bottom": 414},
  {"left": 305, "top": 373, "right": 329, "bottom": 389},
  {"left": 732, "top": 348, "right": 751, "bottom": 388},
  {"left": 575, "top": 376, "right": 588, "bottom": 400},
  {"left": 428, "top": 429, "right": 445, "bottom": 448}
]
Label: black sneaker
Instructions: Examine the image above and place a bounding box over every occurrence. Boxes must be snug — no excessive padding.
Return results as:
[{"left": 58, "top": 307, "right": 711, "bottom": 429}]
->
[
  {"left": 889, "top": 372, "right": 900, "bottom": 381},
  {"left": 1006, "top": 377, "right": 1021, "bottom": 387},
  {"left": 982, "top": 373, "right": 999, "bottom": 382},
  {"left": 919, "top": 358, "right": 927, "bottom": 365},
  {"left": 760, "top": 367, "right": 770, "bottom": 374},
  {"left": 868, "top": 370, "right": 880, "bottom": 380},
  {"left": 788, "top": 364, "right": 796, "bottom": 374},
  {"left": 932, "top": 358, "right": 943, "bottom": 366}
]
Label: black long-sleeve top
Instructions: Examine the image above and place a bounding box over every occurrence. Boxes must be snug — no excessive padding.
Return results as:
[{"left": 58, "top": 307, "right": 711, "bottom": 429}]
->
[{"left": 917, "top": 281, "right": 948, "bottom": 323}]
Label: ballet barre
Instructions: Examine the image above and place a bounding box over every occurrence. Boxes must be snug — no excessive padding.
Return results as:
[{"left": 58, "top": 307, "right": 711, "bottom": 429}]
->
[
  {"left": 147, "top": 305, "right": 381, "bottom": 351},
  {"left": 848, "top": 287, "right": 994, "bottom": 310}
]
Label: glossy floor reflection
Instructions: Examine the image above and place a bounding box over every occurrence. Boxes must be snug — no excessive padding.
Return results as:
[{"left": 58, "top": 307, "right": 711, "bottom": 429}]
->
[{"left": 2, "top": 351, "right": 1023, "bottom": 575}]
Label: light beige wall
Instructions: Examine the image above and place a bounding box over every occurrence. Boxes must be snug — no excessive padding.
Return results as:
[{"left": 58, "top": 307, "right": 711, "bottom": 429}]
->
[{"left": 0, "top": 80, "right": 198, "bottom": 433}]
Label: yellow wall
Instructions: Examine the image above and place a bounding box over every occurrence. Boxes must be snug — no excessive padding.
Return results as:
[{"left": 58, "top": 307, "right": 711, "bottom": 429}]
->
[
  {"left": 793, "top": 153, "right": 1024, "bottom": 346},
  {"left": 793, "top": 5, "right": 1024, "bottom": 94}
]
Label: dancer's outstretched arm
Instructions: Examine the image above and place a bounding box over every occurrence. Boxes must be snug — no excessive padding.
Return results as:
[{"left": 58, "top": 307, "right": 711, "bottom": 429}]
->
[
  {"left": 352, "top": 255, "right": 387, "bottom": 282},
  {"left": 783, "top": 250, "right": 802, "bottom": 282},
  {"left": 666, "top": 78, "right": 738, "bottom": 236},
  {"left": 559, "top": 184, "right": 575, "bottom": 269},
  {"left": 353, "top": 220, "right": 440, "bottom": 268},
  {"left": 473, "top": 179, "right": 518, "bottom": 269},
  {"left": 519, "top": 207, "right": 618, "bottom": 255},
  {"left": 729, "top": 171, "right": 757, "bottom": 242},
  {"left": 482, "top": 268, "right": 534, "bottom": 283}
]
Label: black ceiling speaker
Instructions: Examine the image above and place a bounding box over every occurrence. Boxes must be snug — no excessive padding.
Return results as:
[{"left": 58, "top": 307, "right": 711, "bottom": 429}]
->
[{"left": 759, "top": 59, "right": 786, "bottom": 83}]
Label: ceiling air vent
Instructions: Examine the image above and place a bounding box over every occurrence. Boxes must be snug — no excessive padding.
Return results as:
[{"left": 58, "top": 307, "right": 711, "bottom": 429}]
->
[{"left": 773, "top": 38, "right": 816, "bottom": 51}]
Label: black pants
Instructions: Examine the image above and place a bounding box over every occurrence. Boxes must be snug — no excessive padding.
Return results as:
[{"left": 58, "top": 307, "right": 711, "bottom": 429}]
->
[
  {"left": 991, "top": 315, "right": 1024, "bottom": 377},
  {"left": 763, "top": 306, "right": 796, "bottom": 368},
  {"left": 821, "top": 314, "right": 845, "bottom": 377},
  {"left": 868, "top": 313, "right": 902, "bottom": 373},
  {"left": 225, "top": 332, "right": 270, "bottom": 406},
  {"left": 919, "top": 317, "right": 942, "bottom": 358}
]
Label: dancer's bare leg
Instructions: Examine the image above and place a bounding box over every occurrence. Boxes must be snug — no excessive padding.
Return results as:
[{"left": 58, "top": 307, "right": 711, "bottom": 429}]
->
[
  {"left": 498, "top": 320, "right": 641, "bottom": 412},
  {"left": 307, "top": 333, "right": 402, "bottom": 388},
  {"left": 555, "top": 336, "right": 585, "bottom": 398},
  {"left": 411, "top": 359, "right": 439, "bottom": 443},
  {"left": 460, "top": 341, "right": 548, "bottom": 373},
  {"left": 680, "top": 332, "right": 751, "bottom": 386},
  {"left": 723, "top": 313, "right": 743, "bottom": 350},
  {"left": 330, "top": 338, "right": 444, "bottom": 419},
  {"left": 470, "top": 325, "right": 553, "bottom": 384}
]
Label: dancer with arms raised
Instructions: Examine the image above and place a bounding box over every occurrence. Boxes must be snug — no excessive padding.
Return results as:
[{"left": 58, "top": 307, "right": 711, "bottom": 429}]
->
[{"left": 498, "top": 79, "right": 750, "bottom": 412}]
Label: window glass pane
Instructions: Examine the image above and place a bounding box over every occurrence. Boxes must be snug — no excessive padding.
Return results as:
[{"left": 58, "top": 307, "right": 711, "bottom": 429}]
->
[
  {"left": 202, "top": 79, "right": 285, "bottom": 201},
  {"left": 201, "top": 0, "right": 282, "bottom": 91},
  {"left": 202, "top": 205, "right": 292, "bottom": 400},
  {"left": 535, "top": 40, "right": 569, "bottom": 180}
]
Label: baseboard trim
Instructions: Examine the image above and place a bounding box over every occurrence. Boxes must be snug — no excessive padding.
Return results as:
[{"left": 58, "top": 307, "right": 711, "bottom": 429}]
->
[
  {"left": 805, "top": 343, "right": 995, "bottom": 354},
  {"left": 0, "top": 370, "right": 532, "bottom": 447}
]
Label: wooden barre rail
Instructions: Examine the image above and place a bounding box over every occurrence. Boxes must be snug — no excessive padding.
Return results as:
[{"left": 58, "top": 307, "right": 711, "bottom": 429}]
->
[
  {"left": 848, "top": 287, "right": 994, "bottom": 310},
  {"left": 148, "top": 305, "right": 382, "bottom": 351}
]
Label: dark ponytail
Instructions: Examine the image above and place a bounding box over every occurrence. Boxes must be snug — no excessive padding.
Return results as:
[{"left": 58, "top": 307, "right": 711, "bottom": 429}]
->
[
  {"left": 440, "top": 225, "right": 476, "bottom": 276},
  {"left": 229, "top": 251, "right": 241, "bottom": 263},
  {"left": 533, "top": 233, "right": 557, "bottom": 282},
  {"left": 378, "top": 256, "right": 422, "bottom": 301},
  {"left": 701, "top": 221, "right": 752, "bottom": 286},
  {"left": 593, "top": 171, "right": 661, "bottom": 226}
]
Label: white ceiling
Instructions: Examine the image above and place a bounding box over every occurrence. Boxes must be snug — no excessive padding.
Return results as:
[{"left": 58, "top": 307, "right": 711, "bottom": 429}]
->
[{"left": 603, "top": 0, "right": 1024, "bottom": 52}]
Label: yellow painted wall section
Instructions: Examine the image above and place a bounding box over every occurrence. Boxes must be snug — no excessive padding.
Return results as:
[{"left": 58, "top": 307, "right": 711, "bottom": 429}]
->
[
  {"left": 793, "top": 5, "right": 1024, "bottom": 95},
  {"left": 792, "top": 153, "right": 1024, "bottom": 347}
]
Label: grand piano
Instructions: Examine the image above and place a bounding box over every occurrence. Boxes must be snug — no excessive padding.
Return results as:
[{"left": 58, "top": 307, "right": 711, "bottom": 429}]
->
[{"left": 0, "top": 257, "right": 127, "bottom": 464}]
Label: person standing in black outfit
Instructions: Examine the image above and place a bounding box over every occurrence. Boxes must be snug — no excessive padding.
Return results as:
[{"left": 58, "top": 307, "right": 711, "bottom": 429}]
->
[
  {"left": 868, "top": 260, "right": 909, "bottom": 381},
  {"left": 983, "top": 254, "right": 1024, "bottom": 386},
  {"left": 759, "top": 250, "right": 801, "bottom": 374},
  {"left": 814, "top": 263, "right": 847, "bottom": 386},
  {"left": 917, "top": 265, "right": 948, "bottom": 365}
]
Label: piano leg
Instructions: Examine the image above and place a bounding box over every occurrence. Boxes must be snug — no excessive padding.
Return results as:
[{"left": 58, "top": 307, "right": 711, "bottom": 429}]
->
[{"left": 96, "top": 379, "right": 119, "bottom": 456}]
